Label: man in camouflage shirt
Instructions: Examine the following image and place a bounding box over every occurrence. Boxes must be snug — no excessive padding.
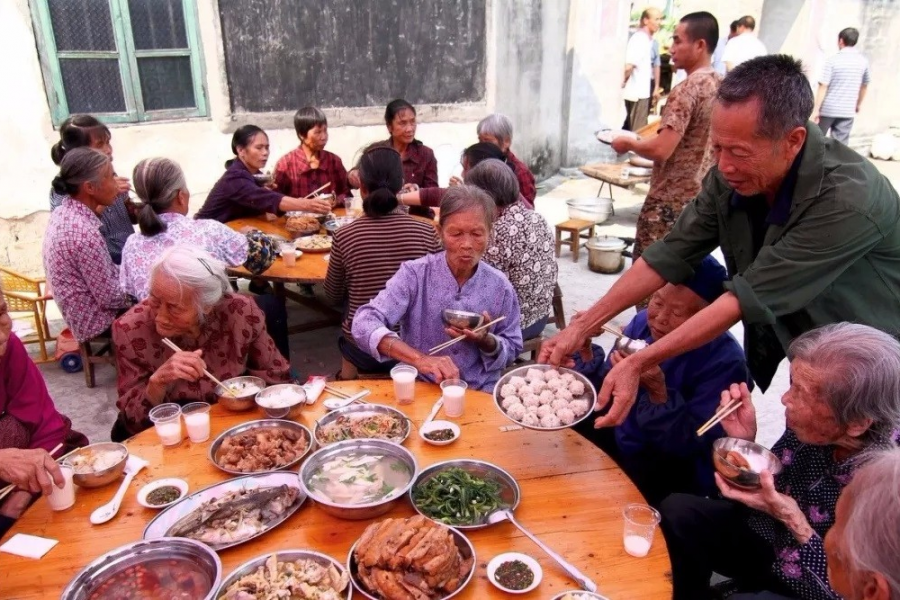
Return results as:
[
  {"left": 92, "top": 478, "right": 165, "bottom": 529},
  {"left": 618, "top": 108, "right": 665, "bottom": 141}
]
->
[{"left": 613, "top": 11, "right": 722, "bottom": 261}]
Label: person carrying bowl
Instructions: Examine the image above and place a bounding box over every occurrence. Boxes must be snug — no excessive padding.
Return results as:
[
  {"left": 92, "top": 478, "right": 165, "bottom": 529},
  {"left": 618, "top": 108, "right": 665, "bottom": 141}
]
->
[
  {"left": 324, "top": 145, "right": 441, "bottom": 378},
  {"left": 660, "top": 323, "right": 900, "bottom": 600},
  {"left": 111, "top": 245, "right": 291, "bottom": 442},
  {"left": 476, "top": 113, "right": 537, "bottom": 206},
  {"left": 824, "top": 448, "right": 900, "bottom": 600},
  {"left": 348, "top": 99, "right": 439, "bottom": 219},
  {"left": 50, "top": 114, "right": 137, "bottom": 265},
  {"left": 195, "top": 125, "right": 331, "bottom": 223},
  {"left": 351, "top": 186, "right": 522, "bottom": 392},
  {"left": 273, "top": 106, "right": 349, "bottom": 206}
]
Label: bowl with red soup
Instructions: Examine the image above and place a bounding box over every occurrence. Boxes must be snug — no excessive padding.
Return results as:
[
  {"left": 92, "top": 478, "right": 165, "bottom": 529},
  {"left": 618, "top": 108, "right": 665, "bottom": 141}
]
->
[{"left": 61, "top": 537, "right": 221, "bottom": 600}]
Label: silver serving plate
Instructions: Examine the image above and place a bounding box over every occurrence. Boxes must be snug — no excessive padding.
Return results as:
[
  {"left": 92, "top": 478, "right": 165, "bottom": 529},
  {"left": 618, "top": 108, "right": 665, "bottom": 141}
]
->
[
  {"left": 208, "top": 419, "right": 313, "bottom": 475},
  {"left": 549, "top": 592, "right": 611, "bottom": 600},
  {"left": 410, "top": 459, "right": 521, "bottom": 530},
  {"left": 314, "top": 403, "right": 411, "bottom": 446},
  {"left": 347, "top": 523, "right": 475, "bottom": 600},
  {"left": 215, "top": 549, "right": 351, "bottom": 599},
  {"left": 143, "top": 472, "right": 306, "bottom": 551},
  {"left": 493, "top": 364, "right": 597, "bottom": 431},
  {"left": 323, "top": 216, "right": 357, "bottom": 234},
  {"left": 61, "top": 537, "right": 222, "bottom": 600}
]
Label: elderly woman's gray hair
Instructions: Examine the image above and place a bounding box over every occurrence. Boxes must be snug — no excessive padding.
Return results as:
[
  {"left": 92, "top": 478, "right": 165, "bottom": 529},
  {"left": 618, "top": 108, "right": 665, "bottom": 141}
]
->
[
  {"left": 477, "top": 114, "right": 514, "bottom": 146},
  {"left": 787, "top": 323, "right": 900, "bottom": 444},
  {"left": 150, "top": 245, "right": 229, "bottom": 316},
  {"left": 133, "top": 157, "right": 187, "bottom": 237},
  {"left": 842, "top": 448, "right": 900, "bottom": 597},
  {"left": 465, "top": 159, "right": 520, "bottom": 208},
  {"left": 51, "top": 147, "right": 111, "bottom": 197},
  {"left": 438, "top": 185, "right": 497, "bottom": 229}
]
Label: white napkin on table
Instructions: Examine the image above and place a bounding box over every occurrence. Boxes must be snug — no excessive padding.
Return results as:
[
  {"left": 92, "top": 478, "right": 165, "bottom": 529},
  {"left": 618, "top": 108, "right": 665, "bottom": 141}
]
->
[{"left": 0, "top": 533, "right": 59, "bottom": 559}]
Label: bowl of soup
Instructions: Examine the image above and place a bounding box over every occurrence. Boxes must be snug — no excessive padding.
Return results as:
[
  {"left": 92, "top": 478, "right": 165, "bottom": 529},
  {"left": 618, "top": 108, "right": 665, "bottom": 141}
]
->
[
  {"left": 64, "top": 442, "right": 129, "bottom": 488},
  {"left": 298, "top": 439, "right": 418, "bottom": 520},
  {"left": 60, "top": 537, "right": 221, "bottom": 600}
]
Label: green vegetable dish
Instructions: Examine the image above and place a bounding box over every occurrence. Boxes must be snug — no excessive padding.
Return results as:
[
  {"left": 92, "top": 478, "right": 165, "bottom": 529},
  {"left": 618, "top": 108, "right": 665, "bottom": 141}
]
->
[{"left": 412, "top": 467, "right": 507, "bottom": 526}]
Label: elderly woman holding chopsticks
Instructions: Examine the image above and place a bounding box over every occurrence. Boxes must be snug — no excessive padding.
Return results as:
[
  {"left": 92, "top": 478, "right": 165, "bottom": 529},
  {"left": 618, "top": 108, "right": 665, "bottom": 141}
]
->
[
  {"left": 111, "top": 245, "right": 291, "bottom": 442},
  {"left": 661, "top": 322, "right": 900, "bottom": 600},
  {"left": 351, "top": 186, "right": 522, "bottom": 392}
]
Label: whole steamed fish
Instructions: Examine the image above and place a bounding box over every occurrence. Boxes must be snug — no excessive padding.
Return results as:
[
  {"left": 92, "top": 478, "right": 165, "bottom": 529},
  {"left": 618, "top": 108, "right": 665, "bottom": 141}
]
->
[{"left": 168, "top": 485, "right": 299, "bottom": 546}]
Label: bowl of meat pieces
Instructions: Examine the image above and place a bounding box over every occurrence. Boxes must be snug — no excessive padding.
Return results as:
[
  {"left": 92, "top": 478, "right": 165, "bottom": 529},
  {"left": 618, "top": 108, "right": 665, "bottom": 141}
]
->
[
  {"left": 713, "top": 437, "right": 782, "bottom": 489},
  {"left": 209, "top": 420, "right": 312, "bottom": 475}
]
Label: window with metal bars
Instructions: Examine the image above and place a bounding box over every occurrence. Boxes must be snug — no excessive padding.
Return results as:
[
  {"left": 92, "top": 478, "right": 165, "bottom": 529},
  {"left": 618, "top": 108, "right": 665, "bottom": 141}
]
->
[{"left": 31, "top": 0, "right": 208, "bottom": 125}]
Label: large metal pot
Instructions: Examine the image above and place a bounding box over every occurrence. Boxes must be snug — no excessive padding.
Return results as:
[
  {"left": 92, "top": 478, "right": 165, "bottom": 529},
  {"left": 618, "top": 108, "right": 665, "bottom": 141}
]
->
[
  {"left": 566, "top": 197, "right": 613, "bottom": 224},
  {"left": 586, "top": 236, "right": 631, "bottom": 274}
]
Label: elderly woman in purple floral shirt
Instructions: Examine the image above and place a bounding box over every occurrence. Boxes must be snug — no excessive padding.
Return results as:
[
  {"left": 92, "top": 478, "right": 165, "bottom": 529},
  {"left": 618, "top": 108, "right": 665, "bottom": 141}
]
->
[
  {"left": 660, "top": 323, "right": 900, "bottom": 600},
  {"left": 352, "top": 186, "right": 522, "bottom": 392}
]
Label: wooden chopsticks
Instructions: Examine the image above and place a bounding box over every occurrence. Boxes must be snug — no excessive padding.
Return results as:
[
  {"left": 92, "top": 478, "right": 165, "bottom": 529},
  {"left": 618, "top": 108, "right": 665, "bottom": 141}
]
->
[
  {"left": 303, "top": 182, "right": 331, "bottom": 199},
  {"left": 0, "top": 442, "right": 66, "bottom": 501},
  {"left": 428, "top": 316, "right": 507, "bottom": 355},
  {"left": 324, "top": 385, "right": 351, "bottom": 399},
  {"left": 697, "top": 399, "right": 741, "bottom": 436},
  {"left": 601, "top": 324, "right": 624, "bottom": 338},
  {"left": 161, "top": 338, "right": 235, "bottom": 397}
]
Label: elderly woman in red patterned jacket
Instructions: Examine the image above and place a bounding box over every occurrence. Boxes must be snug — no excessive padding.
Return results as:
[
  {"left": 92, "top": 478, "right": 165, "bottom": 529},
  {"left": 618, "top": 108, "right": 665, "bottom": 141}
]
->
[{"left": 111, "top": 245, "right": 291, "bottom": 441}]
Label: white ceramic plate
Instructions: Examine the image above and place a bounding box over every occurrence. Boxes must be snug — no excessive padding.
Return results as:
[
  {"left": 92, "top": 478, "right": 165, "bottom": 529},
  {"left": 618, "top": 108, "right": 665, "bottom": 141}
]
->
[
  {"left": 136, "top": 478, "right": 188, "bottom": 509},
  {"left": 487, "top": 552, "right": 543, "bottom": 594},
  {"left": 419, "top": 420, "right": 460, "bottom": 446}
]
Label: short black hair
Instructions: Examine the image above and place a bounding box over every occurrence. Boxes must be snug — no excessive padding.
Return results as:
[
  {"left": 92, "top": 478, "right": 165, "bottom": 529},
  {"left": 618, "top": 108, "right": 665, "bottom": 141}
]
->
[
  {"left": 680, "top": 11, "right": 719, "bottom": 55},
  {"left": 730, "top": 20, "right": 739, "bottom": 33},
  {"left": 384, "top": 99, "right": 416, "bottom": 125},
  {"left": 718, "top": 54, "right": 813, "bottom": 139},
  {"left": 839, "top": 27, "right": 859, "bottom": 47},
  {"left": 293, "top": 106, "right": 327, "bottom": 138},
  {"left": 463, "top": 142, "right": 507, "bottom": 169},
  {"left": 737, "top": 15, "right": 756, "bottom": 31}
]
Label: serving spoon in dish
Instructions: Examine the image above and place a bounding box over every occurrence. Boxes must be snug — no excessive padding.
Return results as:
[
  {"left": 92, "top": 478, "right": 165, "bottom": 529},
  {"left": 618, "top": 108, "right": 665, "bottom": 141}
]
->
[
  {"left": 486, "top": 508, "right": 598, "bottom": 593},
  {"left": 90, "top": 455, "right": 149, "bottom": 525}
]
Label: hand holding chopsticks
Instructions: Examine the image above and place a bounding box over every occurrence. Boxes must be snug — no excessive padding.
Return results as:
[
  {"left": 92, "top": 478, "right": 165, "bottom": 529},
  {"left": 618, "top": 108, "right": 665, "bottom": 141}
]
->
[
  {"left": 428, "top": 316, "right": 507, "bottom": 355},
  {"left": 303, "top": 182, "right": 331, "bottom": 199},
  {"left": 160, "top": 338, "right": 235, "bottom": 397},
  {"left": 0, "top": 443, "right": 66, "bottom": 500},
  {"left": 697, "top": 382, "right": 755, "bottom": 437}
]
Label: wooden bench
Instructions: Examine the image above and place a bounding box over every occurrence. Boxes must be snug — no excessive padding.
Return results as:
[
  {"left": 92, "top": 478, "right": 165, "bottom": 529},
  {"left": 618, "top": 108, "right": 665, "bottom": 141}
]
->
[{"left": 555, "top": 219, "right": 596, "bottom": 262}]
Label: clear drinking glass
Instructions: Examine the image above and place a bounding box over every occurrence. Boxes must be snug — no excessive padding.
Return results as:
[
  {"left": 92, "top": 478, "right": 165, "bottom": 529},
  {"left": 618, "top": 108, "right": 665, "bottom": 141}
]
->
[
  {"left": 440, "top": 379, "right": 467, "bottom": 417},
  {"left": 280, "top": 242, "right": 297, "bottom": 267},
  {"left": 622, "top": 503, "right": 661, "bottom": 557},
  {"left": 390, "top": 364, "right": 418, "bottom": 405},
  {"left": 149, "top": 403, "right": 183, "bottom": 447},
  {"left": 182, "top": 402, "right": 211, "bottom": 443}
]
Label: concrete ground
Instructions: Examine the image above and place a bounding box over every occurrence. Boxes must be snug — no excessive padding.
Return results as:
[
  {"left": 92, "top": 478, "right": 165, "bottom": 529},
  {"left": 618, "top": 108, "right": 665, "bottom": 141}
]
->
[{"left": 30, "top": 159, "right": 900, "bottom": 448}]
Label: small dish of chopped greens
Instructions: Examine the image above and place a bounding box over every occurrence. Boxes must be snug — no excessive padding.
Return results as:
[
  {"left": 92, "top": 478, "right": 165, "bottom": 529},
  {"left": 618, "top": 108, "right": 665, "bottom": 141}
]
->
[
  {"left": 419, "top": 420, "right": 460, "bottom": 446},
  {"left": 410, "top": 460, "right": 520, "bottom": 529},
  {"left": 487, "top": 552, "right": 543, "bottom": 594}
]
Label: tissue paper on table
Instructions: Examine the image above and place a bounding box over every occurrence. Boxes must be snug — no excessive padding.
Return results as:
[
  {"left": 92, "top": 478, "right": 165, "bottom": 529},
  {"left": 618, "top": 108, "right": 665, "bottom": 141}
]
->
[
  {"left": 303, "top": 376, "right": 327, "bottom": 404},
  {"left": 0, "top": 533, "right": 59, "bottom": 559}
]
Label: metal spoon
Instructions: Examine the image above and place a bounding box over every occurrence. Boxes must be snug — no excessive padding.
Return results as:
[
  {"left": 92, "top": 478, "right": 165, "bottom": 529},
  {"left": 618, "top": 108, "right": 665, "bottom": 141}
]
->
[
  {"left": 90, "top": 455, "right": 148, "bottom": 525},
  {"left": 322, "top": 390, "right": 370, "bottom": 411},
  {"left": 486, "top": 508, "right": 598, "bottom": 593}
]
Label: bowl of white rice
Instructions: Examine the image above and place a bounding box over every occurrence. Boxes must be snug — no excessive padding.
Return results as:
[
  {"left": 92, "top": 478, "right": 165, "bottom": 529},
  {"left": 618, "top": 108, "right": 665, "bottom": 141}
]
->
[
  {"left": 493, "top": 365, "right": 597, "bottom": 431},
  {"left": 255, "top": 384, "right": 307, "bottom": 418}
]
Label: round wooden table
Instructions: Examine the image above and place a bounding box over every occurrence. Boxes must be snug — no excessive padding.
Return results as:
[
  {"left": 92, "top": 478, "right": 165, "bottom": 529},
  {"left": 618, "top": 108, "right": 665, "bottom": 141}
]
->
[{"left": 0, "top": 381, "right": 672, "bottom": 599}]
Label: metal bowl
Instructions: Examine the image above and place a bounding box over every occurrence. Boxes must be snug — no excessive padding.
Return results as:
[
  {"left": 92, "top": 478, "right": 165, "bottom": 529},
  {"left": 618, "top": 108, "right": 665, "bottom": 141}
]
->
[
  {"left": 323, "top": 216, "right": 357, "bottom": 234},
  {"left": 347, "top": 522, "right": 475, "bottom": 600},
  {"left": 550, "top": 592, "right": 611, "bottom": 600},
  {"left": 628, "top": 153, "right": 654, "bottom": 168},
  {"left": 626, "top": 166, "right": 653, "bottom": 177},
  {"left": 441, "top": 308, "right": 484, "bottom": 330},
  {"left": 713, "top": 437, "right": 783, "bottom": 490},
  {"left": 64, "top": 442, "right": 128, "bottom": 488},
  {"left": 299, "top": 439, "right": 418, "bottom": 520},
  {"left": 566, "top": 198, "right": 613, "bottom": 224},
  {"left": 61, "top": 537, "right": 221, "bottom": 600},
  {"left": 313, "top": 403, "right": 411, "bottom": 446},
  {"left": 493, "top": 365, "right": 597, "bottom": 431},
  {"left": 215, "top": 376, "right": 266, "bottom": 411},
  {"left": 255, "top": 384, "right": 307, "bottom": 418},
  {"left": 215, "top": 549, "right": 351, "bottom": 599},
  {"left": 285, "top": 210, "right": 330, "bottom": 224},
  {"left": 209, "top": 419, "right": 313, "bottom": 476},
  {"left": 410, "top": 459, "right": 521, "bottom": 529}
]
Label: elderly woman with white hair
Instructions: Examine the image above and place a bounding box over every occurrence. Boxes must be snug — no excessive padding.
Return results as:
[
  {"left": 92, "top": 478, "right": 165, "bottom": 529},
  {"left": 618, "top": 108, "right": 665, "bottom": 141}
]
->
[
  {"left": 825, "top": 448, "right": 900, "bottom": 600},
  {"left": 476, "top": 113, "right": 536, "bottom": 204},
  {"left": 661, "top": 323, "right": 900, "bottom": 600},
  {"left": 111, "top": 245, "right": 291, "bottom": 441}
]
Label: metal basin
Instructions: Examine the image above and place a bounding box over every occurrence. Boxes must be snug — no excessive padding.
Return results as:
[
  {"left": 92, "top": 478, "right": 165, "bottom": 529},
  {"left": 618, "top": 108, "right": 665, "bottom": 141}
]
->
[
  {"left": 313, "top": 403, "right": 411, "bottom": 446},
  {"left": 208, "top": 419, "right": 313, "bottom": 475},
  {"left": 64, "top": 442, "right": 128, "bottom": 488}
]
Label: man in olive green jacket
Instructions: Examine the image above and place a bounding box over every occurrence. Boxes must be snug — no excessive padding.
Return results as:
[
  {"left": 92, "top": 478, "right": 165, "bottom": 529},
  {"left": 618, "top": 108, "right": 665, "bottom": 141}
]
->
[{"left": 541, "top": 54, "right": 900, "bottom": 426}]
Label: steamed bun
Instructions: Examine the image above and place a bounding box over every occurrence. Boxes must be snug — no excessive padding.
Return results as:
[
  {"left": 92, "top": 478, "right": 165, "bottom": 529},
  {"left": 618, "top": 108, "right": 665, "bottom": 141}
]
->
[
  {"left": 501, "top": 395, "right": 521, "bottom": 410},
  {"left": 568, "top": 380, "right": 586, "bottom": 397},
  {"left": 556, "top": 407, "right": 576, "bottom": 425},
  {"left": 500, "top": 383, "right": 518, "bottom": 399},
  {"left": 540, "top": 414, "right": 562, "bottom": 428}
]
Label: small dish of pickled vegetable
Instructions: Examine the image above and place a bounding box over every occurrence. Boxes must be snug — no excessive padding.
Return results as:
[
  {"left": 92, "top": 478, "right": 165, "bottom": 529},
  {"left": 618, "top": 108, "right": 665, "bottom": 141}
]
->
[
  {"left": 419, "top": 420, "right": 460, "bottom": 446},
  {"left": 137, "top": 478, "right": 188, "bottom": 509},
  {"left": 487, "top": 552, "right": 542, "bottom": 594}
]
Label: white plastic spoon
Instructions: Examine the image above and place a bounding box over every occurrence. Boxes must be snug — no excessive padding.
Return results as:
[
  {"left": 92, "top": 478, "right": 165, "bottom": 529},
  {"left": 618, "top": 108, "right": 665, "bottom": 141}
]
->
[{"left": 90, "top": 455, "right": 148, "bottom": 525}]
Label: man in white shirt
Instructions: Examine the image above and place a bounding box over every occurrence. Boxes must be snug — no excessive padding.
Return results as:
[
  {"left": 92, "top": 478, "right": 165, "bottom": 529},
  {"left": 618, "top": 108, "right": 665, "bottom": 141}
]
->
[
  {"left": 723, "top": 15, "right": 767, "bottom": 72},
  {"left": 622, "top": 7, "right": 662, "bottom": 131},
  {"left": 812, "top": 28, "right": 870, "bottom": 144}
]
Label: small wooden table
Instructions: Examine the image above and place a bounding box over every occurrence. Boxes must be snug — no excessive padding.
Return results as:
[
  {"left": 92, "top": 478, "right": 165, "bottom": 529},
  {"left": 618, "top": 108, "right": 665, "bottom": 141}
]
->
[
  {"left": 0, "top": 381, "right": 672, "bottom": 599},
  {"left": 555, "top": 219, "right": 597, "bottom": 262},
  {"left": 579, "top": 162, "right": 652, "bottom": 201}
]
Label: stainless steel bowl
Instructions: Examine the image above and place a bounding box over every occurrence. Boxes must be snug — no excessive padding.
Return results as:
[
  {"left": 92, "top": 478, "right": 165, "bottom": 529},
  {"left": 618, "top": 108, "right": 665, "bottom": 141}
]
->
[
  {"left": 314, "top": 403, "right": 411, "bottom": 446},
  {"left": 550, "top": 592, "right": 611, "bottom": 600},
  {"left": 410, "top": 459, "right": 521, "bottom": 529},
  {"left": 64, "top": 442, "right": 128, "bottom": 488},
  {"left": 61, "top": 537, "right": 221, "bottom": 600},
  {"left": 216, "top": 376, "right": 266, "bottom": 412},
  {"left": 493, "top": 364, "right": 597, "bottom": 431},
  {"left": 299, "top": 439, "right": 418, "bottom": 520},
  {"left": 347, "top": 522, "right": 475, "bottom": 600},
  {"left": 208, "top": 419, "right": 313, "bottom": 476},
  {"left": 324, "top": 216, "right": 357, "bottom": 234},
  {"left": 441, "top": 308, "right": 484, "bottom": 329},
  {"left": 566, "top": 197, "right": 613, "bottom": 224},
  {"left": 255, "top": 384, "right": 307, "bottom": 418},
  {"left": 285, "top": 210, "right": 330, "bottom": 224},
  {"left": 713, "top": 437, "right": 783, "bottom": 489},
  {"left": 215, "top": 549, "right": 351, "bottom": 599}
]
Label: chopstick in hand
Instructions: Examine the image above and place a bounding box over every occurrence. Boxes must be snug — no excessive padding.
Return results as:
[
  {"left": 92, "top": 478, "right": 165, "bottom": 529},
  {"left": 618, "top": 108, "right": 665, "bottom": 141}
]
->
[
  {"left": 428, "top": 316, "right": 507, "bottom": 355},
  {"left": 160, "top": 338, "right": 234, "bottom": 396},
  {"left": 601, "top": 324, "right": 624, "bottom": 338},
  {"left": 696, "top": 399, "right": 741, "bottom": 437},
  {"left": 303, "top": 182, "right": 331, "bottom": 199},
  {"left": 0, "top": 443, "right": 66, "bottom": 501}
]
